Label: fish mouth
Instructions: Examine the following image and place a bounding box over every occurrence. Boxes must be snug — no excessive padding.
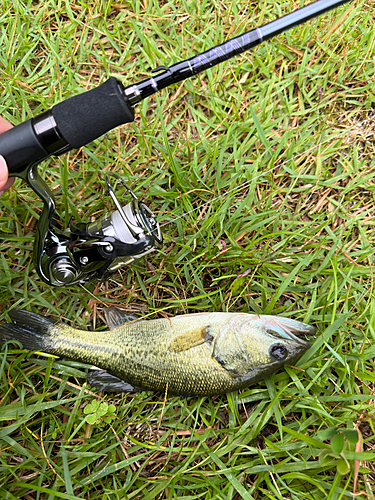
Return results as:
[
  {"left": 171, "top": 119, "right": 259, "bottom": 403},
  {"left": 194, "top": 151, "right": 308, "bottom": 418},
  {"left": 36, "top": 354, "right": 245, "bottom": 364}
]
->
[{"left": 277, "top": 338, "right": 311, "bottom": 364}]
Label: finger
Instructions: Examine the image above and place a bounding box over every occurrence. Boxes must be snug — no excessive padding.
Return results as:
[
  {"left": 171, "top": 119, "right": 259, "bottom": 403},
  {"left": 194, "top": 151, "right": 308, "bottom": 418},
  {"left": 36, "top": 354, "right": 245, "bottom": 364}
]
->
[
  {"left": 0, "top": 176, "right": 15, "bottom": 192},
  {"left": 0, "top": 155, "right": 15, "bottom": 195},
  {"left": 0, "top": 116, "right": 13, "bottom": 133},
  {"left": 0, "top": 119, "right": 15, "bottom": 195}
]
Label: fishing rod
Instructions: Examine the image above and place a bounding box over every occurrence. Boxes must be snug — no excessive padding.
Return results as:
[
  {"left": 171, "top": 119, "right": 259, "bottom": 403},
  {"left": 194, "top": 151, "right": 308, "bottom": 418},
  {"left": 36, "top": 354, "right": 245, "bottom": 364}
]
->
[{"left": 0, "top": 0, "right": 353, "bottom": 287}]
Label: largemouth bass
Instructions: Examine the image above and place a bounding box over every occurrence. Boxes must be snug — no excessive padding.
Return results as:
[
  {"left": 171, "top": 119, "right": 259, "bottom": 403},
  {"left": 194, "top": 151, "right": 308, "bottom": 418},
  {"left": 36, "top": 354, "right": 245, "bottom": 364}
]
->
[{"left": 0, "top": 308, "right": 314, "bottom": 396}]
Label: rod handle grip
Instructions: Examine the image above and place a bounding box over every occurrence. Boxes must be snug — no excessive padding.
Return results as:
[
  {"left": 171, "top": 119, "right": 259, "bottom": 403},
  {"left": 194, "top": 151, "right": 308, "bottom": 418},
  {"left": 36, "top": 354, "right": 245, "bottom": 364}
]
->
[
  {"left": 0, "top": 120, "right": 47, "bottom": 176},
  {"left": 0, "top": 77, "right": 135, "bottom": 176},
  {"left": 51, "top": 77, "right": 134, "bottom": 148}
]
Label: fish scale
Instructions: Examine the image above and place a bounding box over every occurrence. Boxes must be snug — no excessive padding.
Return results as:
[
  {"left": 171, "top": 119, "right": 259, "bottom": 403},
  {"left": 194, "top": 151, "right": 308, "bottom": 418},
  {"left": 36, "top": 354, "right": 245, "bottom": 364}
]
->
[{"left": 0, "top": 309, "right": 314, "bottom": 396}]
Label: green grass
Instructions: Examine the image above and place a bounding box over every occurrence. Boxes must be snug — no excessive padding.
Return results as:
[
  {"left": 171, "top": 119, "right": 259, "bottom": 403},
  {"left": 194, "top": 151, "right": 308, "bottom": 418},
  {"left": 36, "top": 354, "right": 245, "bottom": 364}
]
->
[{"left": 1, "top": 0, "right": 375, "bottom": 497}]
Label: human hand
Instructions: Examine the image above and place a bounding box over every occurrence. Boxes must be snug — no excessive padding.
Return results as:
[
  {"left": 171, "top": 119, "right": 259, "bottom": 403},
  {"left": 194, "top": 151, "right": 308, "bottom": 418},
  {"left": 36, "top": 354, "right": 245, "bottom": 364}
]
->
[{"left": 0, "top": 116, "right": 14, "bottom": 196}]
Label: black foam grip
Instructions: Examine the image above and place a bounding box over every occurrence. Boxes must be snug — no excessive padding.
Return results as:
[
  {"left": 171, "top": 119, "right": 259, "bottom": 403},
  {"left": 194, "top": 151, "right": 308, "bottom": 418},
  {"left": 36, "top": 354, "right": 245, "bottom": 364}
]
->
[{"left": 51, "top": 77, "right": 134, "bottom": 149}]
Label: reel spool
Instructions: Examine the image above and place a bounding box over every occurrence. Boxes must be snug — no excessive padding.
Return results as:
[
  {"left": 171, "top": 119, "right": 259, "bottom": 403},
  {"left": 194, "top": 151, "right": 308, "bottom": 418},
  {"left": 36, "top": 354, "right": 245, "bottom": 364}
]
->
[{"left": 27, "top": 168, "right": 162, "bottom": 287}]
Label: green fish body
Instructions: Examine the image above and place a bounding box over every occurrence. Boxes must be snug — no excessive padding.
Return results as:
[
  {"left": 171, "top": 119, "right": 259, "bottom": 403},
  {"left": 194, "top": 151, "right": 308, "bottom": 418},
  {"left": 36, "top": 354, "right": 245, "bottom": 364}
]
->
[{"left": 0, "top": 308, "right": 313, "bottom": 396}]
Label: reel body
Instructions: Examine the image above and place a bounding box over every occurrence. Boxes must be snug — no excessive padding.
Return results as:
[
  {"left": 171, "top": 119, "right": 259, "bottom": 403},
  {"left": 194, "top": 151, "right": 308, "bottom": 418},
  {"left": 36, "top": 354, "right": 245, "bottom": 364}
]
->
[{"left": 23, "top": 167, "right": 162, "bottom": 287}]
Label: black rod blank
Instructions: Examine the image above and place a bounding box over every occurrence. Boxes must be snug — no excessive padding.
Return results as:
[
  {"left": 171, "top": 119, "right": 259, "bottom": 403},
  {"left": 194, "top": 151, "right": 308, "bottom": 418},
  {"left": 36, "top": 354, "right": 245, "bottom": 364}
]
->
[
  {"left": 1, "top": 0, "right": 354, "bottom": 177},
  {"left": 124, "top": 0, "right": 354, "bottom": 104}
]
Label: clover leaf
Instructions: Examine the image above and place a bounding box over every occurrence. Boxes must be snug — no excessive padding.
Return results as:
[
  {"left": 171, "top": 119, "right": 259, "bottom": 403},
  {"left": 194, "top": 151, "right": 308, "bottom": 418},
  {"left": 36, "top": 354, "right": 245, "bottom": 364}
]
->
[
  {"left": 84, "top": 401, "right": 116, "bottom": 426},
  {"left": 317, "top": 427, "right": 359, "bottom": 476}
]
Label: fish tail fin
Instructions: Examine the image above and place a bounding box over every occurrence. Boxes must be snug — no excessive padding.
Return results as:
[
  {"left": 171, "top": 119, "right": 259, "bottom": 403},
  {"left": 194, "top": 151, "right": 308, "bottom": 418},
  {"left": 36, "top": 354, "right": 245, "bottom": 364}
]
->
[{"left": 0, "top": 308, "right": 58, "bottom": 352}]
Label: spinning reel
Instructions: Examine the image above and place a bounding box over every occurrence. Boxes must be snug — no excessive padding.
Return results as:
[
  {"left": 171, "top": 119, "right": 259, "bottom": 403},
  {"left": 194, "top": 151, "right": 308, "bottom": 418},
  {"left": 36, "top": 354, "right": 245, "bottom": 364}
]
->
[{"left": 24, "top": 164, "right": 162, "bottom": 287}]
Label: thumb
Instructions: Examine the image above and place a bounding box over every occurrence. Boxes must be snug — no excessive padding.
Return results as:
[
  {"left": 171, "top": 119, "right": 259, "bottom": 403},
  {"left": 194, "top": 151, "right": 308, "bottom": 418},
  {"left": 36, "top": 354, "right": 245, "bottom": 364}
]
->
[{"left": 0, "top": 155, "right": 14, "bottom": 195}]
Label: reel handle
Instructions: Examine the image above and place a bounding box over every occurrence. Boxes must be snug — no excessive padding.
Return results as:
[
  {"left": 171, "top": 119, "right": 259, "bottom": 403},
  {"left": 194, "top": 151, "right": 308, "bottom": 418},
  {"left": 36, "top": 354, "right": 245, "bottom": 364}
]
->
[{"left": 1, "top": 77, "right": 135, "bottom": 177}]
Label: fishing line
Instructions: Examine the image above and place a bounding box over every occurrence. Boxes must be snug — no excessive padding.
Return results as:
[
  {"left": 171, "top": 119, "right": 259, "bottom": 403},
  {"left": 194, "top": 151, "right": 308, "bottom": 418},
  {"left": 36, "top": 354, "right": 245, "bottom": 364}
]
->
[{"left": 159, "top": 120, "right": 364, "bottom": 228}]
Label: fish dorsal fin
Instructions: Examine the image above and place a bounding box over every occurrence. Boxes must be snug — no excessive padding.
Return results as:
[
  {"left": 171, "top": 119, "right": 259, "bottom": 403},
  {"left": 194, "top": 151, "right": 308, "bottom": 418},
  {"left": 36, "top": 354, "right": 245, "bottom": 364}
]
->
[
  {"left": 104, "top": 306, "right": 139, "bottom": 330},
  {"left": 170, "top": 326, "right": 212, "bottom": 353}
]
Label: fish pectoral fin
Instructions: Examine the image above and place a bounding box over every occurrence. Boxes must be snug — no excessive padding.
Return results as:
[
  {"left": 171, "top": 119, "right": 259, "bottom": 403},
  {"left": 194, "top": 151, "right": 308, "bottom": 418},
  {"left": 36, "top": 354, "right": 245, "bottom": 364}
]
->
[
  {"left": 169, "top": 326, "right": 213, "bottom": 353},
  {"left": 104, "top": 306, "right": 139, "bottom": 330},
  {"left": 87, "top": 370, "right": 139, "bottom": 393}
]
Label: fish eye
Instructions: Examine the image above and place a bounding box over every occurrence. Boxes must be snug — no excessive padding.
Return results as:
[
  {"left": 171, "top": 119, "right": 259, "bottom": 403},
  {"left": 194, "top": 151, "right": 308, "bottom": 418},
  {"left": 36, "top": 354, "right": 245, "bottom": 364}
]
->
[{"left": 270, "top": 344, "right": 288, "bottom": 360}]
